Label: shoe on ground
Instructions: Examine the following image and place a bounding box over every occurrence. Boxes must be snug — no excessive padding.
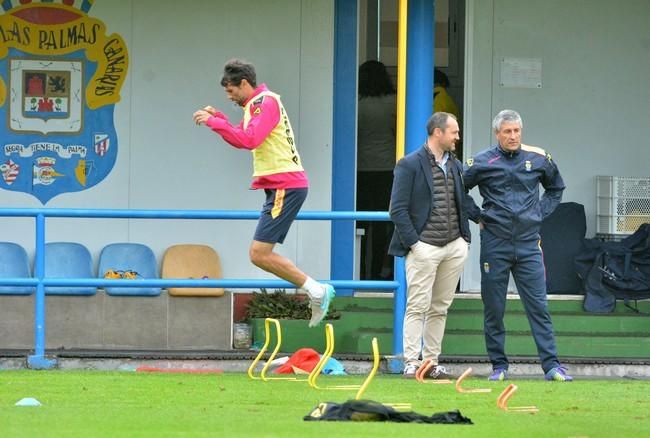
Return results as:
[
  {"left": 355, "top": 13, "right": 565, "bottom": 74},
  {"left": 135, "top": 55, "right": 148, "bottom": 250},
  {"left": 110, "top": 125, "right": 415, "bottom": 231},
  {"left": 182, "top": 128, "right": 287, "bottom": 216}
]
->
[
  {"left": 308, "top": 284, "right": 335, "bottom": 327},
  {"left": 488, "top": 368, "right": 508, "bottom": 381},
  {"left": 545, "top": 366, "right": 573, "bottom": 382},
  {"left": 424, "top": 364, "right": 454, "bottom": 380},
  {"left": 402, "top": 363, "right": 418, "bottom": 379}
]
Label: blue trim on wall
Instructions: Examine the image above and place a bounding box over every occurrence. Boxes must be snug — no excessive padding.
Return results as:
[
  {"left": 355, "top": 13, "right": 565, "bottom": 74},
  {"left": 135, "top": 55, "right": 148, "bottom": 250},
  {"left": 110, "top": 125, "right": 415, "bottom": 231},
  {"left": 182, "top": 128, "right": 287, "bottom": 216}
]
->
[
  {"left": 331, "top": 0, "right": 357, "bottom": 296},
  {"left": 405, "top": 0, "right": 434, "bottom": 155}
]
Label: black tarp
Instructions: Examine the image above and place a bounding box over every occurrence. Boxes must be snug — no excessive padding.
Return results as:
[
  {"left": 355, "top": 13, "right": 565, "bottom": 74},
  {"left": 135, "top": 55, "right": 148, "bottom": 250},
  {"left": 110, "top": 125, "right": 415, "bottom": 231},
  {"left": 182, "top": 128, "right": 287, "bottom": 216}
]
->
[{"left": 304, "top": 400, "right": 472, "bottom": 425}]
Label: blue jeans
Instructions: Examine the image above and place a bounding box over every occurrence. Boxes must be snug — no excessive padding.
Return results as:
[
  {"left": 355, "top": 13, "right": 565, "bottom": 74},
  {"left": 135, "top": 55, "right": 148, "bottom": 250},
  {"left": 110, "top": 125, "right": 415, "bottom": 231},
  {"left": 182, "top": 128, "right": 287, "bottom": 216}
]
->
[{"left": 479, "top": 230, "right": 560, "bottom": 373}]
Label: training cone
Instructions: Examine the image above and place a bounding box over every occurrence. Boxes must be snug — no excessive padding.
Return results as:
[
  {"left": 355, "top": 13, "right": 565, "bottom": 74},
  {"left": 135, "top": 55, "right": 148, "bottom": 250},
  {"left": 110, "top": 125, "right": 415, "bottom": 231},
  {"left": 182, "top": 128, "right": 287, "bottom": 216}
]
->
[{"left": 15, "top": 397, "right": 42, "bottom": 407}]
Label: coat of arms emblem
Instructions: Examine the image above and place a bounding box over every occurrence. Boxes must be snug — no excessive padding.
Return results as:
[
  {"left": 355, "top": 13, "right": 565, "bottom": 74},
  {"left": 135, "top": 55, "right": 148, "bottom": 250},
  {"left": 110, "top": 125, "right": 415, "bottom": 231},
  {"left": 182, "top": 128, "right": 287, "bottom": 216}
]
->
[{"left": 0, "top": 1, "right": 128, "bottom": 203}]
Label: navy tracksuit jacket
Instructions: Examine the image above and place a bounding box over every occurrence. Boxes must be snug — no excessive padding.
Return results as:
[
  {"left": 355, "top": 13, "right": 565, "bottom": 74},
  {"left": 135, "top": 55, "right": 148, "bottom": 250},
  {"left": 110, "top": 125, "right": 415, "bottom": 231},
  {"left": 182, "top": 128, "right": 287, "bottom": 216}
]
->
[{"left": 463, "top": 144, "right": 565, "bottom": 372}]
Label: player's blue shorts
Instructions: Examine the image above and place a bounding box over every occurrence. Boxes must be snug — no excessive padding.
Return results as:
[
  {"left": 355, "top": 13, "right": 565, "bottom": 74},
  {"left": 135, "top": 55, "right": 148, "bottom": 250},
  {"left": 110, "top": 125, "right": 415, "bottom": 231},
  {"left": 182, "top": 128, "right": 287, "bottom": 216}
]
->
[{"left": 254, "top": 188, "right": 308, "bottom": 244}]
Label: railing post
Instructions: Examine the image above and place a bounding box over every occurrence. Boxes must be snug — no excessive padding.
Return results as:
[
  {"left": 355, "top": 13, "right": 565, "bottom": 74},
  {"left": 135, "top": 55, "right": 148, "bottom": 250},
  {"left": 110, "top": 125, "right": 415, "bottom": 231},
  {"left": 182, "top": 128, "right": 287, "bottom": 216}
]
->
[
  {"left": 388, "top": 256, "right": 406, "bottom": 373},
  {"left": 330, "top": 0, "right": 358, "bottom": 297},
  {"left": 28, "top": 213, "right": 56, "bottom": 369},
  {"left": 385, "top": 0, "right": 434, "bottom": 374}
]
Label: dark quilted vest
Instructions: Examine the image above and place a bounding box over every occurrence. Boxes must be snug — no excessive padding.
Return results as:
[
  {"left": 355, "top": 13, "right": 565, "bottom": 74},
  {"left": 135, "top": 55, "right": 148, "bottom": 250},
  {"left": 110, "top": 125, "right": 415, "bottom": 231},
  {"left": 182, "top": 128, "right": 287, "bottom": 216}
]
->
[{"left": 419, "top": 157, "right": 461, "bottom": 247}]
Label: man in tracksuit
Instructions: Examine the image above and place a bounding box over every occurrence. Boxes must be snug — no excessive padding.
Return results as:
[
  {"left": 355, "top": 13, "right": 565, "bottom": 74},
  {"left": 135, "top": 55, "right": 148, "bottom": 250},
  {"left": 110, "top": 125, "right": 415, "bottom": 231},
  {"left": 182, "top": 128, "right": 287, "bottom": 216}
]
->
[{"left": 463, "top": 109, "right": 573, "bottom": 382}]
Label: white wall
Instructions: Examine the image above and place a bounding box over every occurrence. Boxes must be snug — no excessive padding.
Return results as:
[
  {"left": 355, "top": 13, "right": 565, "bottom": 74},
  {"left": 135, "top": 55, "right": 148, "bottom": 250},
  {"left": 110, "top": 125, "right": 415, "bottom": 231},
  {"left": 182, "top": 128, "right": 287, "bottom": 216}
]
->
[
  {"left": 0, "top": 0, "right": 334, "bottom": 282},
  {"left": 463, "top": 0, "right": 650, "bottom": 291}
]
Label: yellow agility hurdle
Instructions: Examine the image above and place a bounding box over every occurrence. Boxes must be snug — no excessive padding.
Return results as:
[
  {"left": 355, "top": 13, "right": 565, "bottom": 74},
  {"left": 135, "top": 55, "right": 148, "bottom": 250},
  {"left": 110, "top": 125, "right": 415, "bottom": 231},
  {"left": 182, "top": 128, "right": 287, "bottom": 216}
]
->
[
  {"left": 354, "top": 337, "right": 379, "bottom": 400},
  {"left": 306, "top": 323, "right": 411, "bottom": 410},
  {"left": 354, "top": 337, "right": 411, "bottom": 410},
  {"left": 308, "top": 323, "right": 370, "bottom": 391},
  {"left": 247, "top": 318, "right": 298, "bottom": 381},
  {"left": 306, "top": 324, "right": 337, "bottom": 387}
]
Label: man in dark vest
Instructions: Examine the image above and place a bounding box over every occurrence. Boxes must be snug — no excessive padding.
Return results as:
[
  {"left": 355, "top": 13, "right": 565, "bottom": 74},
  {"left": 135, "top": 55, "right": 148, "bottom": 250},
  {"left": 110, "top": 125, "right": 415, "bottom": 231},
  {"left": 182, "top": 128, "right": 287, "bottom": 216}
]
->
[{"left": 389, "top": 112, "right": 472, "bottom": 379}]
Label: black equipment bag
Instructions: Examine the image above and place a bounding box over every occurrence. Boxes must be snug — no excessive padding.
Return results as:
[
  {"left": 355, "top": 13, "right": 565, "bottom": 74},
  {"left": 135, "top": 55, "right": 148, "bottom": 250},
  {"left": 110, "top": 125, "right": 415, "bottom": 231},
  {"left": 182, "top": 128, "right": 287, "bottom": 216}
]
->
[{"left": 575, "top": 223, "right": 650, "bottom": 313}]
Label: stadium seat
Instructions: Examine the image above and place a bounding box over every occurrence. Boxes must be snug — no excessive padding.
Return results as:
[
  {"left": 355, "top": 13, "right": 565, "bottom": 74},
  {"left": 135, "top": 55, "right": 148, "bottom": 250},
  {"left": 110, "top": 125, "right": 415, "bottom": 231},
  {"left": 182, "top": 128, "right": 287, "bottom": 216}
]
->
[
  {"left": 0, "top": 242, "right": 33, "bottom": 295},
  {"left": 162, "top": 244, "right": 225, "bottom": 296},
  {"left": 98, "top": 243, "right": 161, "bottom": 296},
  {"left": 44, "top": 242, "right": 96, "bottom": 295}
]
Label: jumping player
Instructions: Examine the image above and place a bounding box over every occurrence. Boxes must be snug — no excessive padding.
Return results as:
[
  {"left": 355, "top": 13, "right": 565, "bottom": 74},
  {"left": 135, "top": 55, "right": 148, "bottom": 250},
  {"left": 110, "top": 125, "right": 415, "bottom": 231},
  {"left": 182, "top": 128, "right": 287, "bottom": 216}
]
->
[{"left": 193, "top": 59, "right": 334, "bottom": 327}]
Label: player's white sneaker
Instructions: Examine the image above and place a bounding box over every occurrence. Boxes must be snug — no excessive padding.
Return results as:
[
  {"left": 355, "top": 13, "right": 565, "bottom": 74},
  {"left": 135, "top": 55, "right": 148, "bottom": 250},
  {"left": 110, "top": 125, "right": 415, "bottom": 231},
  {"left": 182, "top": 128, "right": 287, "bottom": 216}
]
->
[{"left": 309, "top": 284, "right": 335, "bottom": 327}]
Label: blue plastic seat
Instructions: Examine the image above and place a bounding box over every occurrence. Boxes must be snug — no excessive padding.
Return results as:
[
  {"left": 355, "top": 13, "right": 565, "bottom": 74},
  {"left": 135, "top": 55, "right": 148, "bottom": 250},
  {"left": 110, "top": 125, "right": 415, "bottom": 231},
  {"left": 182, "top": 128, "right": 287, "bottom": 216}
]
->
[
  {"left": 98, "top": 243, "right": 161, "bottom": 296},
  {"left": 0, "top": 242, "right": 34, "bottom": 295},
  {"left": 44, "top": 242, "right": 95, "bottom": 295}
]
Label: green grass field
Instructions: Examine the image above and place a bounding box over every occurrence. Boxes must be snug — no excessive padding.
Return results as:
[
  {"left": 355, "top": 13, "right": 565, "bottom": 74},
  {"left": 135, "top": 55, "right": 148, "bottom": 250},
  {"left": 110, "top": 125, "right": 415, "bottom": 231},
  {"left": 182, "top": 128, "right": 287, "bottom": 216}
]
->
[{"left": 1, "top": 370, "right": 649, "bottom": 437}]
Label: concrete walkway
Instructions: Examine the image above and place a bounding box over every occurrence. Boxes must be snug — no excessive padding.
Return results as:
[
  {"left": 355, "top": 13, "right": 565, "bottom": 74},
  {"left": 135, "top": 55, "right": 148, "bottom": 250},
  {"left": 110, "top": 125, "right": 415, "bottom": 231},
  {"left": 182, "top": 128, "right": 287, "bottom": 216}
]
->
[{"left": 2, "top": 357, "right": 649, "bottom": 379}]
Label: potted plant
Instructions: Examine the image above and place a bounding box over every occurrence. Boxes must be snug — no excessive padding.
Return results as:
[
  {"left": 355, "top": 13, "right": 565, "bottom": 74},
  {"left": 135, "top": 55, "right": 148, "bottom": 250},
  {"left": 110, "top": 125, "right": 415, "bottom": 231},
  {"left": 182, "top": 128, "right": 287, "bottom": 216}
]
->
[{"left": 245, "top": 288, "right": 340, "bottom": 352}]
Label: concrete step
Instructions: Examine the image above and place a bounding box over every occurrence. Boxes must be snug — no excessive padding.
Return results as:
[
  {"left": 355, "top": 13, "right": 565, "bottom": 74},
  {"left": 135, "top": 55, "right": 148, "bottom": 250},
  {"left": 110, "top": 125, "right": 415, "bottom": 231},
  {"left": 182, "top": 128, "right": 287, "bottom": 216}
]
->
[
  {"left": 339, "top": 294, "right": 650, "bottom": 314},
  {"left": 339, "top": 309, "right": 650, "bottom": 335},
  {"left": 352, "top": 328, "right": 650, "bottom": 358},
  {"left": 446, "top": 311, "right": 650, "bottom": 334},
  {"left": 442, "top": 331, "right": 650, "bottom": 358},
  {"left": 250, "top": 295, "right": 650, "bottom": 357}
]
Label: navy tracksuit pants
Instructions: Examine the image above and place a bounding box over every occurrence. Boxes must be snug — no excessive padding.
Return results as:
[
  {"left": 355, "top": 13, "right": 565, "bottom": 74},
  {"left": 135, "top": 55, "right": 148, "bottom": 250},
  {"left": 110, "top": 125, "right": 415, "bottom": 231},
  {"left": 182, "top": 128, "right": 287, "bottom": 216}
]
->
[{"left": 480, "top": 230, "right": 560, "bottom": 373}]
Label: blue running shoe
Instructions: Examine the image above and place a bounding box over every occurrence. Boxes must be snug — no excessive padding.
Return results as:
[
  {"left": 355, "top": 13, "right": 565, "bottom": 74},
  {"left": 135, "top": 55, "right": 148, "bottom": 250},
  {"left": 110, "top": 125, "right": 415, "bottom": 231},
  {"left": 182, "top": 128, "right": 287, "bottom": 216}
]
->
[
  {"left": 309, "top": 284, "right": 335, "bottom": 327},
  {"left": 545, "top": 366, "right": 573, "bottom": 382},
  {"left": 488, "top": 368, "right": 508, "bottom": 381}
]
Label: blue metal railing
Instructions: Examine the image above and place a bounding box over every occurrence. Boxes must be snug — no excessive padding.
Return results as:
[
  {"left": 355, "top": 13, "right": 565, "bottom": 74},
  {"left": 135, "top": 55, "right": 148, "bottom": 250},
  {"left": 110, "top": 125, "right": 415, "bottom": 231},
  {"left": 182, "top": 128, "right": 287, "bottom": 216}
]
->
[{"left": 0, "top": 208, "right": 406, "bottom": 370}]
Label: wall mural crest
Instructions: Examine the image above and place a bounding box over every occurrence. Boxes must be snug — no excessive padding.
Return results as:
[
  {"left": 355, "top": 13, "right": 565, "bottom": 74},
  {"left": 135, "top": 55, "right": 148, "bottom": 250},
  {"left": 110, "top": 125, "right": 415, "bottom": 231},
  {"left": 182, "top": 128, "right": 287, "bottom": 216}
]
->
[{"left": 0, "top": 0, "right": 128, "bottom": 203}]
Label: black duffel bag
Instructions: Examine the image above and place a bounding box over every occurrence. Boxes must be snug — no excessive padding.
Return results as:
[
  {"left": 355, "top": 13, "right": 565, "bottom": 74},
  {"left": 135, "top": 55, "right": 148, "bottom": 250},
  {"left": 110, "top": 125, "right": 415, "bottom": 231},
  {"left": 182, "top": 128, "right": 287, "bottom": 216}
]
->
[{"left": 575, "top": 223, "right": 650, "bottom": 313}]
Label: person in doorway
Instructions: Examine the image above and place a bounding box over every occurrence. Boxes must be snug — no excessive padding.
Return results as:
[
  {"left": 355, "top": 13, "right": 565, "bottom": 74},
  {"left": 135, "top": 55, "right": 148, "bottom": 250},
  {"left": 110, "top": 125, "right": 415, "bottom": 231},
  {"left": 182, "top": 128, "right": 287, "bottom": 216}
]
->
[
  {"left": 434, "top": 68, "right": 462, "bottom": 159},
  {"left": 388, "top": 112, "right": 472, "bottom": 379},
  {"left": 463, "top": 109, "right": 573, "bottom": 381},
  {"left": 357, "top": 60, "right": 397, "bottom": 280},
  {"left": 434, "top": 69, "right": 460, "bottom": 120},
  {"left": 193, "top": 59, "right": 334, "bottom": 327}
]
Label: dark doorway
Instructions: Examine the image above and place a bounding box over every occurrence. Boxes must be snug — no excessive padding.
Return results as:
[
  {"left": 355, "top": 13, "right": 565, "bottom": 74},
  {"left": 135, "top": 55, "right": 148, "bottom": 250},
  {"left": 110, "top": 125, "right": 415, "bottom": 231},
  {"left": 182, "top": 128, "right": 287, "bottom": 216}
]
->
[{"left": 356, "top": 0, "right": 466, "bottom": 281}]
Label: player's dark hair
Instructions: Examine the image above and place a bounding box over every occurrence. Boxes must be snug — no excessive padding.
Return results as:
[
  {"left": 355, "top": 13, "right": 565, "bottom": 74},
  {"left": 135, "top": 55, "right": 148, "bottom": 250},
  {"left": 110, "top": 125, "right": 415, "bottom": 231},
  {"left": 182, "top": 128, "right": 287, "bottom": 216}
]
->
[{"left": 220, "top": 59, "right": 257, "bottom": 88}]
